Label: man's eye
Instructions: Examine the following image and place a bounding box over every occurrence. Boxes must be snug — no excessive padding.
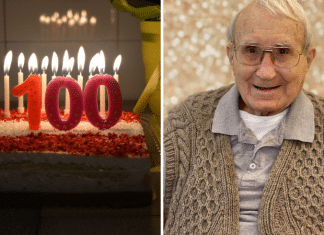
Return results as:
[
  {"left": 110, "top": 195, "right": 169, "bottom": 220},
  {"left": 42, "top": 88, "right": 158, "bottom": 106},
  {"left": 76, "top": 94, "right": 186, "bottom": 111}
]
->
[
  {"left": 277, "top": 48, "right": 290, "bottom": 54},
  {"left": 245, "top": 46, "right": 258, "bottom": 54}
]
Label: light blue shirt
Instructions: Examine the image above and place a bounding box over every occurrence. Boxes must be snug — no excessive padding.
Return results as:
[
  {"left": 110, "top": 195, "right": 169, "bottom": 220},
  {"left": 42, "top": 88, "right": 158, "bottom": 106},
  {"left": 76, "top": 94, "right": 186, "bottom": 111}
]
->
[{"left": 211, "top": 84, "right": 315, "bottom": 235}]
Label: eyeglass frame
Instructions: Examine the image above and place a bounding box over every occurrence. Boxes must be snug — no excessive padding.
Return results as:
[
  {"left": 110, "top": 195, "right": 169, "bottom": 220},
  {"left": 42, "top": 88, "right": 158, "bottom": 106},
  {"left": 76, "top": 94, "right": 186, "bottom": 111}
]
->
[{"left": 232, "top": 44, "right": 305, "bottom": 68}]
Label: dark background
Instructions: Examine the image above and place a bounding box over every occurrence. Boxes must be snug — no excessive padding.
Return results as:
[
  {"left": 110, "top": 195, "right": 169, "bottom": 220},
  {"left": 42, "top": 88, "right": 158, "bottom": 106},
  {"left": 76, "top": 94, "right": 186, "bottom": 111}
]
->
[{"left": 0, "top": 0, "right": 146, "bottom": 106}]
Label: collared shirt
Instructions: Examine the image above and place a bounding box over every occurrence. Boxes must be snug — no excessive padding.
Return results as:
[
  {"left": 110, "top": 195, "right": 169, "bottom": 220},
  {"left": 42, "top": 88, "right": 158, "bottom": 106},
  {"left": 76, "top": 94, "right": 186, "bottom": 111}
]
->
[{"left": 211, "top": 84, "right": 314, "bottom": 235}]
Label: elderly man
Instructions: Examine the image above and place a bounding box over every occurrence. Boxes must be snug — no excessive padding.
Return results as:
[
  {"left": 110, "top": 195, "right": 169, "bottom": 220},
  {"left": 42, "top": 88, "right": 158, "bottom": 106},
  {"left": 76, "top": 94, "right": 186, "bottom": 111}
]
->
[{"left": 163, "top": 0, "right": 322, "bottom": 234}]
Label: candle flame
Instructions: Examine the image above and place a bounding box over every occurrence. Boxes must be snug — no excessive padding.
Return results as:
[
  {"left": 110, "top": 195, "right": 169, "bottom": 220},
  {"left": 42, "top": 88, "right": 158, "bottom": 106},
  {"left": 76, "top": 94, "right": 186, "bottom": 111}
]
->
[
  {"left": 62, "top": 50, "right": 69, "bottom": 75},
  {"left": 68, "top": 57, "right": 75, "bottom": 72},
  {"left": 41, "top": 56, "right": 49, "bottom": 71},
  {"left": 52, "top": 52, "right": 58, "bottom": 75},
  {"left": 67, "top": 9, "right": 73, "bottom": 19},
  {"left": 18, "top": 52, "right": 25, "bottom": 70},
  {"left": 90, "top": 16, "right": 97, "bottom": 25},
  {"left": 89, "top": 53, "right": 99, "bottom": 74},
  {"left": 61, "top": 15, "right": 68, "bottom": 23},
  {"left": 39, "top": 14, "right": 46, "bottom": 23},
  {"left": 81, "top": 10, "right": 87, "bottom": 17},
  {"left": 98, "top": 50, "right": 105, "bottom": 74},
  {"left": 78, "top": 46, "right": 85, "bottom": 73},
  {"left": 113, "top": 55, "right": 122, "bottom": 72},
  {"left": 3, "top": 51, "right": 13, "bottom": 75},
  {"left": 28, "top": 53, "right": 38, "bottom": 74}
]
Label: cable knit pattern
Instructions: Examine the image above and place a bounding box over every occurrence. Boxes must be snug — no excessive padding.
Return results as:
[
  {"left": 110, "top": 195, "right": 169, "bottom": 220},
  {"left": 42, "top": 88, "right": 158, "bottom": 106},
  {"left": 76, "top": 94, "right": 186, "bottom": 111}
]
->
[{"left": 164, "top": 84, "right": 324, "bottom": 235}]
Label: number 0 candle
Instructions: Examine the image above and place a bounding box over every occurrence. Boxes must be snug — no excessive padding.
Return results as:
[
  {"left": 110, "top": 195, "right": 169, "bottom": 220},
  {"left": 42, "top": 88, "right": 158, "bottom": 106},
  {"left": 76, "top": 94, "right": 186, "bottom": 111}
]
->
[
  {"left": 12, "top": 53, "right": 41, "bottom": 130},
  {"left": 84, "top": 74, "right": 122, "bottom": 130}
]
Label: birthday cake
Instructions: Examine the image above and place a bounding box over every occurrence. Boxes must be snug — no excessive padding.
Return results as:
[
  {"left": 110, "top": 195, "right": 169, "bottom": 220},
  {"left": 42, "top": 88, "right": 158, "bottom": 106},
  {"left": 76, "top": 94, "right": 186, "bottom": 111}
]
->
[{"left": 0, "top": 108, "right": 151, "bottom": 197}]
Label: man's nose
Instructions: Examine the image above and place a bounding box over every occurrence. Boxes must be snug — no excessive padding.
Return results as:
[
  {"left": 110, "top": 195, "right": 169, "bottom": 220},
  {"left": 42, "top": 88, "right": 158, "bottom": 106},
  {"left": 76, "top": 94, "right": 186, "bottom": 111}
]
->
[{"left": 255, "top": 52, "right": 276, "bottom": 80}]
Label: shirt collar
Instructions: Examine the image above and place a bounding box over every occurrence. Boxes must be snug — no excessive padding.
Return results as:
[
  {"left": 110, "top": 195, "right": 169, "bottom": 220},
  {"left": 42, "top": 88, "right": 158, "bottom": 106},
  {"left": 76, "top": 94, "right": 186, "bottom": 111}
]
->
[{"left": 211, "top": 84, "right": 315, "bottom": 143}]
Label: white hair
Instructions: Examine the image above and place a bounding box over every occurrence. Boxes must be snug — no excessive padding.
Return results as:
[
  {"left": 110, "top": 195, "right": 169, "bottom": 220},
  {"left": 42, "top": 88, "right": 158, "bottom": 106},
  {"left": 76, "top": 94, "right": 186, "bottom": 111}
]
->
[{"left": 226, "top": 0, "right": 313, "bottom": 52}]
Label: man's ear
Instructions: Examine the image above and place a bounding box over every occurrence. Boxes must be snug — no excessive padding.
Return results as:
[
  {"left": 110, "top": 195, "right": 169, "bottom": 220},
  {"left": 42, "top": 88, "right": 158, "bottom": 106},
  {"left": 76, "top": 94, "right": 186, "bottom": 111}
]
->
[
  {"left": 227, "top": 44, "right": 234, "bottom": 66},
  {"left": 306, "top": 46, "right": 316, "bottom": 69}
]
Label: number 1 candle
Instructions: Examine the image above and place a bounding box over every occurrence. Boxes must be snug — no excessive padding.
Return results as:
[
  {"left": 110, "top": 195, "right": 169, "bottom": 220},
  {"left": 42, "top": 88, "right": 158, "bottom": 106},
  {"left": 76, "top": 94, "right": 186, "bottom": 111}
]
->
[
  {"left": 3, "top": 51, "right": 12, "bottom": 118},
  {"left": 17, "top": 53, "right": 25, "bottom": 113},
  {"left": 12, "top": 53, "right": 41, "bottom": 130}
]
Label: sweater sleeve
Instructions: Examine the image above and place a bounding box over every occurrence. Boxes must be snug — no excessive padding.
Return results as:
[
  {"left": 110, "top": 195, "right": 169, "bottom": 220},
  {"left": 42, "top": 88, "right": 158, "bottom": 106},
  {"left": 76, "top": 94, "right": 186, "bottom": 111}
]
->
[{"left": 163, "top": 100, "right": 194, "bottom": 220}]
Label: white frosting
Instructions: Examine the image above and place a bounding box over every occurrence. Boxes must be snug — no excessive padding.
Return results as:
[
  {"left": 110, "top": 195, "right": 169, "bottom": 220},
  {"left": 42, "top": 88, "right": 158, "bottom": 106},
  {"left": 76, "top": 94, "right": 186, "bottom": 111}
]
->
[{"left": 0, "top": 120, "right": 144, "bottom": 137}]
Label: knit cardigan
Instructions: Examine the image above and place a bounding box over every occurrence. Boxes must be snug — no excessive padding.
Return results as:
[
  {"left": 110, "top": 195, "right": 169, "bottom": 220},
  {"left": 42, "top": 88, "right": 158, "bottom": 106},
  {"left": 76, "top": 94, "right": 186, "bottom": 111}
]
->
[{"left": 164, "top": 84, "right": 324, "bottom": 235}]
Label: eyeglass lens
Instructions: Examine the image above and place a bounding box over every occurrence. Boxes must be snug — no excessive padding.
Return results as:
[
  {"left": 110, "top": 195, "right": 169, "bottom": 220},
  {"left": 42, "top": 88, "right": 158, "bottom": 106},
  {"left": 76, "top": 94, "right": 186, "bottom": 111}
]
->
[{"left": 236, "top": 45, "right": 300, "bottom": 68}]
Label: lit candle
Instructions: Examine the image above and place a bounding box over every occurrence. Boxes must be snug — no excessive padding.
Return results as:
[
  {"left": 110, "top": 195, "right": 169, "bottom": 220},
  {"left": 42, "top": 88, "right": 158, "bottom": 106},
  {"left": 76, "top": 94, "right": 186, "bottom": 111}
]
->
[
  {"left": 64, "top": 57, "right": 74, "bottom": 115},
  {"left": 77, "top": 46, "right": 85, "bottom": 91},
  {"left": 3, "top": 51, "right": 12, "bottom": 118},
  {"left": 113, "top": 55, "right": 122, "bottom": 82},
  {"left": 17, "top": 52, "right": 25, "bottom": 113},
  {"left": 12, "top": 53, "right": 41, "bottom": 130},
  {"left": 88, "top": 53, "right": 99, "bottom": 79},
  {"left": 52, "top": 52, "right": 58, "bottom": 80},
  {"left": 62, "top": 50, "right": 70, "bottom": 115},
  {"left": 98, "top": 50, "right": 106, "bottom": 117},
  {"left": 41, "top": 56, "right": 49, "bottom": 114}
]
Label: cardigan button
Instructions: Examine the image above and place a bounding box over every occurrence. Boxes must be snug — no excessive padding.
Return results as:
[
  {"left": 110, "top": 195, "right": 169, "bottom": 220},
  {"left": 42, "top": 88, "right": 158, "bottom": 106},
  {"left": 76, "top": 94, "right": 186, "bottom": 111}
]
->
[{"left": 250, "top": 163, "right": 256, "bottom": 170}]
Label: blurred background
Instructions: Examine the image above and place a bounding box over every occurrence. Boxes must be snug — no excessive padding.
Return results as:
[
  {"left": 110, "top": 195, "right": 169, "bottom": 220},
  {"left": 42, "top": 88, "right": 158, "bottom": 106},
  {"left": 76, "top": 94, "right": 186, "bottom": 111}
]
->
[
  {"left": 0, "top": 0, "right": 146, "bottom": 104},
  {"left": 164, "top": 0, "right": 324, "bottom": 118}
]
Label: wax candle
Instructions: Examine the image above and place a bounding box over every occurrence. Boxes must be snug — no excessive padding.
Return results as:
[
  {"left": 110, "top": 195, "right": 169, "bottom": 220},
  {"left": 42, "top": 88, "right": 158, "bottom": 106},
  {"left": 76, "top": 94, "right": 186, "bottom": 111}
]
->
[
  {"left": 41, "top": 56, "right": 49, "bottom": 113},
  {"left": 88, "top": 53, "right": 99, "bottom": 80},
  {"left": 12, "top": 53, "right": 41, "bottom": 130},
  {"left": 84, "top": 74, "right": 122, "bottom": 130},
  {"left": 3, "top": 51, "right": 12, "bottom": 118},
  {"left": 62, "top": 50, "right": 70, "bottom": 115},
  {"left": 113, "top": 55, "right": 122, "bottom": 82},
  {"left": 98, "top": 50, "right": 106, "bottom": 117},
  {"left": 77, "top": 46, "right": 85, "bottom": 91},
  {"left": 64, "top": 57, "right": 74, "bottom": 115},
  {"left": 17, "top": 53, "right": 25, "bottom": 113},
  {"left": 52, "top": 52, "right": 58, "bottom": 80}
]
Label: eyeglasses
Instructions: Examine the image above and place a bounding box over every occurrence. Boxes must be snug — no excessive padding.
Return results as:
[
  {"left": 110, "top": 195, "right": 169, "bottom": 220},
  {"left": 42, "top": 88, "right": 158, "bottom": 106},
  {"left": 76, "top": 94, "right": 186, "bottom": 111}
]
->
[{"left": 234, "top": 45, "right": 303, "bottom": 68}]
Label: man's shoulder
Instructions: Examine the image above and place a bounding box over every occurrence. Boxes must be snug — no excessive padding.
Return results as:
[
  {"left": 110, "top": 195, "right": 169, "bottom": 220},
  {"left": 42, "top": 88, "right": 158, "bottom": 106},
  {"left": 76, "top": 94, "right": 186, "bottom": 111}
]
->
[
  {"left": 164, "top": 84, "right": 234, "bottom": 134},
  {"left": 168, "top": 84, "right": 234, "bottom": 117},
  {"left": 303, "top": 90, "right": 324, "bottom": 116}
]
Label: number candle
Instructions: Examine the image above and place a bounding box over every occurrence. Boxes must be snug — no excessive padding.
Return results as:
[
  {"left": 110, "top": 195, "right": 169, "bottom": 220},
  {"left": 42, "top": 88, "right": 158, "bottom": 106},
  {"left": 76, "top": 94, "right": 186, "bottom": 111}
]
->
[
  {"left": 45, "top": 77, "right": 83, "bottom": 131},
  {"left": 77, "top": 46, "right": 85, "bottom": 91},
  {"left": 113, "top": 55, "right": 122, "bottom": 83},
  {"left": 98, "top": 50, "right": 106, "bottom": 117},
  {"left": 62, "top": 50, "right": 70, "bottom": 115},
  {"left": 41, "top": 56, "right": 49, "bottom": 113},
  {"left": 17, "top": 53, "right": 25, "bottom": 113},
  {"left": 3, "top": 51, "right": 12, "bottom": 118},
  {"left": 52, "top": 52, "right": 58, "bottom": 80},
  {"left": 84, "top": 74, "right": 122, "bottom": 130},
  {"left": 12, "top": 53, "right": 41, "bottom": 130}
]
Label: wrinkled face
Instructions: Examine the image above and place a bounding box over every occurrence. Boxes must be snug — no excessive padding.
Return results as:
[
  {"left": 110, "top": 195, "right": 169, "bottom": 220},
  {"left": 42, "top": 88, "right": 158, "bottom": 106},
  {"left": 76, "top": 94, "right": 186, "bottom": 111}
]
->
[{"left": 227, "top": 4, "right": 316, "bottom": 116}]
